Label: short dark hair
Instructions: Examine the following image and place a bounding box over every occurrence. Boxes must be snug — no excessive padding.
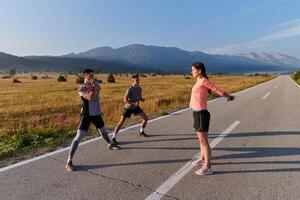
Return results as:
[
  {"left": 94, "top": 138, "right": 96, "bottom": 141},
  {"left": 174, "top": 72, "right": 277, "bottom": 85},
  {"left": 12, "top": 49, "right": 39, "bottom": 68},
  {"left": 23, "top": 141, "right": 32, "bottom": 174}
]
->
[
  {"left": 131, "top": 74, "right": 139, "bottom": 79},
  {"left": 83, "top": 69, "right": 94, "bottom": 76}
]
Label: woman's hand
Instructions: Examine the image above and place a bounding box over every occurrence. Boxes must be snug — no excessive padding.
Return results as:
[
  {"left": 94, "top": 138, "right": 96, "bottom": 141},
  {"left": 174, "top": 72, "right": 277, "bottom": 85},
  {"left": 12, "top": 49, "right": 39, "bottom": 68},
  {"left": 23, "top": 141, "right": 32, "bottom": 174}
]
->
[
  {"left": 223, "top": 92, "right": 235, "bottom": 101},
  {"left": 227, "top": 95, "right": 235, "bottom": 101}
]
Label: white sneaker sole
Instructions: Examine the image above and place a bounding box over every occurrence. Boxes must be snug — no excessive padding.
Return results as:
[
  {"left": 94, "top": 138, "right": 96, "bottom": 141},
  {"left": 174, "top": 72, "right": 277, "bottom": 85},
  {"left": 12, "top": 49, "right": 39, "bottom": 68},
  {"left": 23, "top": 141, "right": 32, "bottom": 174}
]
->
[{"left": 195, "top": 169, "right": 214, "bottom": 176}]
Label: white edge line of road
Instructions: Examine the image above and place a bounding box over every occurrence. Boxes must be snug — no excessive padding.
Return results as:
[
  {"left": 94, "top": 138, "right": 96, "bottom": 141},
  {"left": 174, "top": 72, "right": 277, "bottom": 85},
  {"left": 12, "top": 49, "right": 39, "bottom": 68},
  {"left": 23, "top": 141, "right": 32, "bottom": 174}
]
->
[
  {"left": 0, "top": 76, "right": 277, "bottom": 173},
  {"left": 145, "top": 121, "right": 241, "bottom": 200}
]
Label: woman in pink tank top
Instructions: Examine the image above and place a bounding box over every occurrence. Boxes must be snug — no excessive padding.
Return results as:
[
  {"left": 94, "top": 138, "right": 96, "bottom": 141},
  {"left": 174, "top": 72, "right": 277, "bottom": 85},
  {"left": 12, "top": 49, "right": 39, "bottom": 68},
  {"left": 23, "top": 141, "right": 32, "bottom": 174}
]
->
[{"left": 190, "top": 62, "right": 234, "bottom": 175}]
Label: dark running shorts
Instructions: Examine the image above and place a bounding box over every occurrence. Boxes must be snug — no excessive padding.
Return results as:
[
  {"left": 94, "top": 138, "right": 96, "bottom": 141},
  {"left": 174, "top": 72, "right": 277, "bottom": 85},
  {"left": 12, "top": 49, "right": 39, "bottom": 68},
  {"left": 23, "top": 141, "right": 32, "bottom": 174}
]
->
[
  {"left": 78, "top": 115, "right": 105, "bottom": 131},
  {"left": 122, "top": 106, "right": 144, "bottom": 118},
  {"left": 193, "top": 110, "right": 210, "bottom": 132}
]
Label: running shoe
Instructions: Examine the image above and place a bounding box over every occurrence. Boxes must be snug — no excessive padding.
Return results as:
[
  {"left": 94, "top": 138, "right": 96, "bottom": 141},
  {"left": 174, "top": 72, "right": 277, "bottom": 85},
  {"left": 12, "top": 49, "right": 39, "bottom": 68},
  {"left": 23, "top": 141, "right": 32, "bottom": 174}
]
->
[
  {"left": 111, "top": 137, "right": 119, "bottom": 145},
  {"left": 191, "top": 158, "right": 205, "bottom": 166},
  {"left": 195, "top": 166, "right": 214, "bottom": 176},
  {"left": 139, "top": 131, "right": 148, "bottom": 137},
  {"left": 65, "top": 161, "right": 75, "bottom": 171},
  {"left": 108, "top": 143, "right": 121, "bottom": 150}
]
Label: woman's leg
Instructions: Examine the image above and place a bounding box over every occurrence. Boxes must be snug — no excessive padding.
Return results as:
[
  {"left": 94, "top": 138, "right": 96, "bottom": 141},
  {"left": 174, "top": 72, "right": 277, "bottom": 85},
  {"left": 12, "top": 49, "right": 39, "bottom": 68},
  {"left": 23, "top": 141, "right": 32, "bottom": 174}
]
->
[
  {"left": 196, "top": 133, "right": 205, "bottom": 162},
  {"left": 197, "top": 131, "right": 211, "bottom": 168}
]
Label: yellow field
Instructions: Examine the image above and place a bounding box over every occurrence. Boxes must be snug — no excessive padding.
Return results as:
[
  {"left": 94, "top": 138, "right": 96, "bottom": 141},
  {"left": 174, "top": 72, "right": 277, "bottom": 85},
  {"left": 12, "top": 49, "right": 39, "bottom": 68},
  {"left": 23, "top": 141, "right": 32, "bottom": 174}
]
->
[{"left": 0, "top": 73, "right": 273, "bottom": 135}]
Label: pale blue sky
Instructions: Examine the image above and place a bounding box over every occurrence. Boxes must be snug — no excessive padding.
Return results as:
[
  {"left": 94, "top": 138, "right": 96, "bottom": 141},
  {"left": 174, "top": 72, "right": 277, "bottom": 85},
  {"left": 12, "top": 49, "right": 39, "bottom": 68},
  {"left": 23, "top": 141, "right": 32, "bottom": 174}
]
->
[{"left": 0, "top": 0, "right": 299, "bottom": 58}]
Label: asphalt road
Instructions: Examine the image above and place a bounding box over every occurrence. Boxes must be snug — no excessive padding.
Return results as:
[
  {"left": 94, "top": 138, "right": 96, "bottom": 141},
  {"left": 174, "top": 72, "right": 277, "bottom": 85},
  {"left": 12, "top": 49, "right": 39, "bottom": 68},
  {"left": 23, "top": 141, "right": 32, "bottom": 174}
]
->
[{"left": 1, "top": 75, "right": 300, "bottom": 200}]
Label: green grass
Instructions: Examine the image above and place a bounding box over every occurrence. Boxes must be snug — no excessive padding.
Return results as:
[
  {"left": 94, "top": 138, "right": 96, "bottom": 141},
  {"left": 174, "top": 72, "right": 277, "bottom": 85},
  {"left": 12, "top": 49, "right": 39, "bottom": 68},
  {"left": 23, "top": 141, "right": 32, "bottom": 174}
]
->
[
  {"left": 291, "top": 71, "right": 300, "bottom": 85},
  {"left": 0, "top": 127, "right": 74, "bottom": 160}
]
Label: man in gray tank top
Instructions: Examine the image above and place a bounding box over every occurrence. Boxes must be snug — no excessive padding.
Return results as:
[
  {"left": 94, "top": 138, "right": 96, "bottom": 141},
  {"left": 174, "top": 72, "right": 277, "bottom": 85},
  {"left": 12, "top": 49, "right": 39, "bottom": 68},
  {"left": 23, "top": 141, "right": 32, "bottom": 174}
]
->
[{"left": 111, "top": 74, "right": 149, "bottom": 145}]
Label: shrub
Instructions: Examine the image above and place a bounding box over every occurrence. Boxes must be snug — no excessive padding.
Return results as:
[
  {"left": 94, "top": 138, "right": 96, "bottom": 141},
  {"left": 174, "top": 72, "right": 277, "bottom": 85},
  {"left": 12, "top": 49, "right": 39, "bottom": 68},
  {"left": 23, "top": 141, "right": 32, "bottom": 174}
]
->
[
  {"left": 42, "top": 74, "right": 49, "bottom": 79},
  {"left": 1, "top": 75, "right": 10, "bottom": 79},
  {"left": 76, "top": 75, "right": 84, "bottom": 84},
  {"left": 293, "top": 71, "right": 300, "bottom": 80},
  {"left": 31, "top": 75, "right": 38, "bottom": 80},
  {"left": 160, "top": 111, "right": 169, "bottom": 116},
  {"left": 107, "top": 73, "right": 116, "bottom": 83},
  {"left": 9, "top": 68, "right": 16, "bottom": 77},
  {"left": 57, "top": 75, "right": 67, "bottom": 82},
  {"left": 13, "top": 78, "right": 21, "bottom": 83}
]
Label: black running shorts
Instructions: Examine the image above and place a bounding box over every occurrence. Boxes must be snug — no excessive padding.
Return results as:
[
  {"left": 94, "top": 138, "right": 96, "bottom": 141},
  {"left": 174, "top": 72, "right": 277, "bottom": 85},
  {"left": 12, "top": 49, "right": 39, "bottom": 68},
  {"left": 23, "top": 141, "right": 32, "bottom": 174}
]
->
[
  {"left": 78, "top": 115, "right": 105, "bottom": 131},
  {"left": 193, "top": 110, "right": 210, "bottom": 132},
  {"left": 122, "top": 106, "right": 144, "bottom": 118}
]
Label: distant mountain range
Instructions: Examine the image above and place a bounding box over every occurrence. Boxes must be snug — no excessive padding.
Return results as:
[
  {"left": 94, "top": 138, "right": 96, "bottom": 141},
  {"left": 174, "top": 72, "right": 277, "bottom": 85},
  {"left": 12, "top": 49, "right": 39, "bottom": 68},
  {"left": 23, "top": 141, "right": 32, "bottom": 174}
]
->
[
  {"left": 0, "top": 51, "right": 142, "bottom": 73},
  {"left": 1, "top": 44, "right": 300, "bottom": 74}
]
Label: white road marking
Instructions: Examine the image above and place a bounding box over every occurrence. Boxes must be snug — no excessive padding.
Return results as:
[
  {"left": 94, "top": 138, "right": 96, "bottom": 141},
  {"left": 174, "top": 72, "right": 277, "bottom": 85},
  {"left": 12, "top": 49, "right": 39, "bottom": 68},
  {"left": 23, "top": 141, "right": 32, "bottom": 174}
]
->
[
  {"left": 145, "top": 121, "right": 240, "bottom": 200},
  {"left": 262, "top": 92, "right": 271, "bottom": 100}
]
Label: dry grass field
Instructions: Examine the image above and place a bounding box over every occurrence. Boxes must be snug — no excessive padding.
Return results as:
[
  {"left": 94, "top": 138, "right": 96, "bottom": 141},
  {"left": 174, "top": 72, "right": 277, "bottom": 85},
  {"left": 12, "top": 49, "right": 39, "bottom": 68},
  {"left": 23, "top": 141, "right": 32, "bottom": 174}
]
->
[{"left": 0, "top": 73, "right": 274, "bottom": 165}]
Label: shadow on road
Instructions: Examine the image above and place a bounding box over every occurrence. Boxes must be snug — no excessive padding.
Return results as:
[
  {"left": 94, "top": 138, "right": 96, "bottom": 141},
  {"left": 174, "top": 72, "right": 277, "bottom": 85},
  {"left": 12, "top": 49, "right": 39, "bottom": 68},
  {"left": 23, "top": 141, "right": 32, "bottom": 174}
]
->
[
  {"left": 118, "top": 135, "right": 197, "bottom": 145},
  {"left": 211, "top": 131, "right": 300, "bottom": 174},
  {"left": 75, "top": 158, "right": 191, "bottom": 171},
  {"left": 209, "top": 131, "right": 300, "bottom": 138}
]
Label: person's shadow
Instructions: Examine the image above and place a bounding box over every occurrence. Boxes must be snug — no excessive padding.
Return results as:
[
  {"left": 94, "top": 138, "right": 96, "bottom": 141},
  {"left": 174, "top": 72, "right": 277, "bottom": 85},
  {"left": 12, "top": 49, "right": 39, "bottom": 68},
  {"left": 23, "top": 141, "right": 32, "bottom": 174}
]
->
[{"left": 75, "top": 132, "right": 197, "bottom": 171}]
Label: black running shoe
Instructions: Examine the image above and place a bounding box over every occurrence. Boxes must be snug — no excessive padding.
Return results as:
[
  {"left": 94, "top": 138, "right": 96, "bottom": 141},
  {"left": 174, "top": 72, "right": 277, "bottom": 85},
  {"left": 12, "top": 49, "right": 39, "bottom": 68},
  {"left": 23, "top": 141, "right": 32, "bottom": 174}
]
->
[
  {"left": 139, "top": 131, "right": 148, "bottom": 137},
  {"left": 108, "top": 143, "right": 121, "bottom": 150},
  {"left": 112, "top": 137, "right": 119, "bottom": 145}
]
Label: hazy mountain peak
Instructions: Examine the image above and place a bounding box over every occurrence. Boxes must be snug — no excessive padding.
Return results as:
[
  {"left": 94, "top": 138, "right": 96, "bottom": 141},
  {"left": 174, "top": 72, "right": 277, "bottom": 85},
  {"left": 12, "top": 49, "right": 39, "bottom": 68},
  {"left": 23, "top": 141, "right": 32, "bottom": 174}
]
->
[{"left": 238, "top": 52, "right": 300, "bottom": 67}]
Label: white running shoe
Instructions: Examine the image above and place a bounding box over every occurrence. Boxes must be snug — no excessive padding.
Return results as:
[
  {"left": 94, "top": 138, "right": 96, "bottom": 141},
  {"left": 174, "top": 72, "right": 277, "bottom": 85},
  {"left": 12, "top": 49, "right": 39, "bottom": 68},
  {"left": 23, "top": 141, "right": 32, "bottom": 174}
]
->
[
  {"left": 195, "top": 166, "right": 214, "bottom": 176},
  {"left": 191, "top": 158, "right": 205, "bottom": 166}
]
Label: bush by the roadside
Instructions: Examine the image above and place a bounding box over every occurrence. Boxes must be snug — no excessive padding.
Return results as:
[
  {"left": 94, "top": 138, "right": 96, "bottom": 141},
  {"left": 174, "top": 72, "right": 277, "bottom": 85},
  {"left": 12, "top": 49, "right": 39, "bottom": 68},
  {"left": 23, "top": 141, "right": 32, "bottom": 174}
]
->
[
  {"left": 107, "top": 73, "right": 116, "bottom": 83},
  {"left": 160, "top": 111, "right": 169, "bottom": 116},
  {"left": 140, "top": 73, "right": 147, "bottom": 78},
  {"left": 57, "top": 75, "right": 67, "bottom": 82},
  {"left": 76, "top": 75, "right": 84, "bottom": 84},
  {"left": 12, "top": 78, "right": 21, "bottom": 83},
  {"left": 293, "top": 71, "right": 300, "bottom": 80}
]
